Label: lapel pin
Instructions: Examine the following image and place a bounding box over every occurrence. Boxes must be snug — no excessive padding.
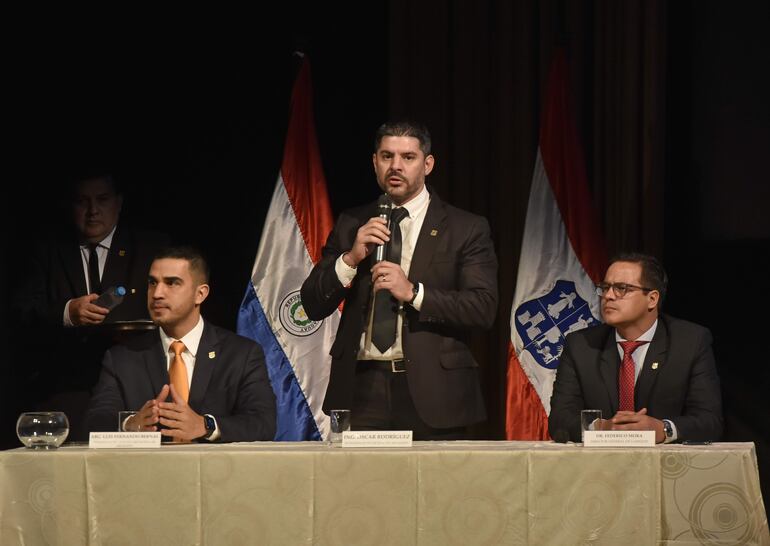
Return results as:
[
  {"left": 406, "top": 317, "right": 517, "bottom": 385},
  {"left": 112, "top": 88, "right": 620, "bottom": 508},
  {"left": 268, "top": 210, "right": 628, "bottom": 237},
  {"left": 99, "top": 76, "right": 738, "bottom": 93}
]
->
[
  {"left": 119, "top": 250, "right": 126, "bottom": 256},
  {"left": 651, "top": 362, "right": 659, "bottom": 370},
  {"left": 131, "top": 288, "right": 136, "bottom": 294},
  {"left": 430, "top": 229, "right": 438, "bottom": 236},
  {"left": 209, "top": 351, "right": 216, "bottom": 359}
]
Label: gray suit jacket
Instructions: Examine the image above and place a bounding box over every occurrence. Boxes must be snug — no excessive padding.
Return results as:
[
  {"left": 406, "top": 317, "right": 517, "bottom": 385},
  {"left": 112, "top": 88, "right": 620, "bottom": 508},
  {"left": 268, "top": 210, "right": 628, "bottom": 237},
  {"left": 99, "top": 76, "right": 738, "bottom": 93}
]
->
[{"left": 548, "top": 314, "right": 723, "bottom": 442}]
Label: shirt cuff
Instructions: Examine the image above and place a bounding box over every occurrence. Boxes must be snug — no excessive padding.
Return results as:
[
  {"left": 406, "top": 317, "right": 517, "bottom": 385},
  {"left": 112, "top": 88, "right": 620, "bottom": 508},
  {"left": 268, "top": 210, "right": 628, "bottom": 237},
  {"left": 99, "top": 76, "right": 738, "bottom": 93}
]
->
[
  {"left": 335, "top": 254, "right": 358, "bottom": 287},
  {"left": 63, "top": 300, "right": 74, "bottom": 327},
  {"left": 411, "top": 282, "right": 425, "bottom": 311},
  {"left": 120, "top": 415, "right": 132, "bottom": 432}
]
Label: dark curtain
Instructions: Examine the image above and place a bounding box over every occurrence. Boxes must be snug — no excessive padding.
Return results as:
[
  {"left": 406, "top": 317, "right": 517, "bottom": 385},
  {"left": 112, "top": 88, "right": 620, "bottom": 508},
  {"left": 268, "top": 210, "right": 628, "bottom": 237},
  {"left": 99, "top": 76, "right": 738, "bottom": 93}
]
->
[{"left": 387, "top": 0, "right": 667, "bottom": 438}]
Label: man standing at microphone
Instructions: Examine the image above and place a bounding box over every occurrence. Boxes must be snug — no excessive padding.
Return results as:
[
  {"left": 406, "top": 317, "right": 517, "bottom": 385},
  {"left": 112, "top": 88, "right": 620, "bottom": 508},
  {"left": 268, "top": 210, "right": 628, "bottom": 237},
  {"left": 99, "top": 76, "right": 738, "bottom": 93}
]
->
[{"left": 301, "top": 121, "right": 498, "bottom": 439}]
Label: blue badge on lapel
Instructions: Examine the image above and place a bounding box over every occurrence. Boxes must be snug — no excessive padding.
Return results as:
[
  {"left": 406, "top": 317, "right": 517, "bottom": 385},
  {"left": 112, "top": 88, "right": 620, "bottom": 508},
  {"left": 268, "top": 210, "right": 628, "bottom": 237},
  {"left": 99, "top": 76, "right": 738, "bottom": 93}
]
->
[{"left": 514, "top": 280, "right": 599, "bottom": 369}]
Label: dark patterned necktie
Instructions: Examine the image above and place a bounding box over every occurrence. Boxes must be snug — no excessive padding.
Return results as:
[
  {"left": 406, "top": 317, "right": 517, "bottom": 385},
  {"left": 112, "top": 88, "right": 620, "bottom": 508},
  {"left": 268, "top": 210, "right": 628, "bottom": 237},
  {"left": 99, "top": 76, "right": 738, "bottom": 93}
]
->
[
  {"left": 618, "top": 340, "right": 649, "bottom": 411},
  {"left": 371, "top": 207, "right": 409, "bottom": 352},
  {"left": 88, "top": 243, "right": 102, "bottom": 294}
]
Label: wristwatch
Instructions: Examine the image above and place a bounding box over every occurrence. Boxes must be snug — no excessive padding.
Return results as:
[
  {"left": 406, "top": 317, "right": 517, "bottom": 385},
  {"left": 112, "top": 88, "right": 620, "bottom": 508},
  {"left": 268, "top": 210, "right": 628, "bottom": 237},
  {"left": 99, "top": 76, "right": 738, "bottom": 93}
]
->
[
  {"left": 408, "top": 283, "right": 419, "bottom": 304},
  {"left": 202, "top": 414, "right": 217, "bottom": 440},
  {"left": 662, "top": 419, "right": 674, "bottom": 442}
]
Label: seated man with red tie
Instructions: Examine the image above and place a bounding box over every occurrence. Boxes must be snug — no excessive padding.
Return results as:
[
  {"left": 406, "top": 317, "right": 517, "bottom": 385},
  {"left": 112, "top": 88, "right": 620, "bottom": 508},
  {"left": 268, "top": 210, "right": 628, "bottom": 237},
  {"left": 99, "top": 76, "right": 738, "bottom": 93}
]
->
[
  {"left": 548, "top": 253, "right": 723, "bottom": 444},
  {"left": 87, "top": 246, "right": 276, "bottom": 442}
]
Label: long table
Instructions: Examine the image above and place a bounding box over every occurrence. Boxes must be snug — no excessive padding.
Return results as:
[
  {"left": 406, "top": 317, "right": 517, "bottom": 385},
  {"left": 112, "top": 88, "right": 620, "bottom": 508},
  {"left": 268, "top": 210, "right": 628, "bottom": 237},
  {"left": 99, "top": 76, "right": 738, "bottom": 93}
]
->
[{"left": 0, "top": 441, "right": 767, "bottom": 545}]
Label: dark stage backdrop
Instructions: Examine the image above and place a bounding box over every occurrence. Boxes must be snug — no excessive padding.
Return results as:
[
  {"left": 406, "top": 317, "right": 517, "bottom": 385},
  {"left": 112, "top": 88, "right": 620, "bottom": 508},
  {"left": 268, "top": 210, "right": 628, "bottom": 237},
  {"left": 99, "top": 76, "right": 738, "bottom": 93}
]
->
[{"left": 2, "top": 1, "right": 768, "bottom": 499}]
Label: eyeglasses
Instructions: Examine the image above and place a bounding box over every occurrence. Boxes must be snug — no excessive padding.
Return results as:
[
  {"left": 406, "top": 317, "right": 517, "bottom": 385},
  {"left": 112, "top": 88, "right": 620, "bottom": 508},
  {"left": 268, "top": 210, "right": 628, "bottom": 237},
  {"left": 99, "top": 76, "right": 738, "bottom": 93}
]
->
[{"left": 595, "top": 282, "right": 654, "bottom": 299}]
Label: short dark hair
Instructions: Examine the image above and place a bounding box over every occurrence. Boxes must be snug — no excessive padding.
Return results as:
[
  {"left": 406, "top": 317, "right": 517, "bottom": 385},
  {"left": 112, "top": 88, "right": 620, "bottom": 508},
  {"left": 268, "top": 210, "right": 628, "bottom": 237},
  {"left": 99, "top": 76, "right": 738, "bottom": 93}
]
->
[
  {"left": 374, "top": 121, "right": 432, "bottom": 155},
  {"left": 609, "top": 252, "right": 668, "bottom": 307},
  {"left": 154, "top": 246, "right": 210, "bottom": 284},
  {"left": 70, "top": 173, "right": 122, "bottom": 197}
]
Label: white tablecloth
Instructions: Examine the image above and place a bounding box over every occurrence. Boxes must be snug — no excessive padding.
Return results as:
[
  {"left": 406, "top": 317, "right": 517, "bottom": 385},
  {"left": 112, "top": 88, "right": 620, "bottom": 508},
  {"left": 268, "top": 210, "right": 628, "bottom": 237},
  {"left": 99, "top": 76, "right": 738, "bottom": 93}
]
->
[{"left": 0, "top": 441, "right": 767, "bottom": 545}]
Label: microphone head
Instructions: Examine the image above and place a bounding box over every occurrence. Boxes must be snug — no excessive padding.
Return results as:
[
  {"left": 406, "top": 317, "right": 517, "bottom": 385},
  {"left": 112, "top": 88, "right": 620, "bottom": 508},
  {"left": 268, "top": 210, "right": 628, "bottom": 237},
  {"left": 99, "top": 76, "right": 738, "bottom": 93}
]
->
[{"left": 377, "top": 193, "right": 392, "bottom": 211}]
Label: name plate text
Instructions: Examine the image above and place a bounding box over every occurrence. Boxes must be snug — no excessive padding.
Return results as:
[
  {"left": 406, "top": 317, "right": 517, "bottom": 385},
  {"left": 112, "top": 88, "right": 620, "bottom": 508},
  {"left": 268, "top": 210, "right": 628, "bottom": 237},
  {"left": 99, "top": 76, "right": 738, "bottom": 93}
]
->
[
  {"left": 89, "top": 432, "right": 162, "bottom": 449},
  {"left": 583, "top": 430, "right": 656, "bottom": 447},
  {"left": 342, "top": 430, "right": 413, "bottom": 447}
]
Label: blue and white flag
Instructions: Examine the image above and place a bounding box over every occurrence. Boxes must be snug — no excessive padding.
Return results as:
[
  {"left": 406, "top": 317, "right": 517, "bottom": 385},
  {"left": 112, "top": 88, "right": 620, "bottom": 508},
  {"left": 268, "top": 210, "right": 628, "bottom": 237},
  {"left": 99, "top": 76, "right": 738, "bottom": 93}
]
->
[
  {"left": 505, "top": 51, "right": 607, "bottom": 440},
  {"left": 237, "top": 58, "right": 338, "bottom": 440}
]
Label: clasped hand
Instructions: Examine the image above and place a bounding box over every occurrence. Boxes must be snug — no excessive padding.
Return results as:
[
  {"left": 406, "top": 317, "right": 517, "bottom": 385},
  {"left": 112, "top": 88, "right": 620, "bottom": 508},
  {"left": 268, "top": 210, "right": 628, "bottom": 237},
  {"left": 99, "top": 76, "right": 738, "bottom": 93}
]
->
[
  {"left": 597, "top": 408, "right": 665, "bottom": 443},
  {"left": 125, "top": 384, "right": 206, "bottom": 441}
]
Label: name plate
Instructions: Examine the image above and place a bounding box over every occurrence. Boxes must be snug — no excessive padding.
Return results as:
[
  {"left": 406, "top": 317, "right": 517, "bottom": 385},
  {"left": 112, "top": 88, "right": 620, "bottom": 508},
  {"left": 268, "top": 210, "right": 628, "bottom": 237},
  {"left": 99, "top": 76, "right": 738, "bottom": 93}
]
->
[
  {"left": 583, "top": 430, "right": 656, "bottom": 447},
  {"left": 89, "top": 432, "right": 161, "bottom": 449},
  {"left": 342, "top": 430, "right": 413, "bottom": 448}
]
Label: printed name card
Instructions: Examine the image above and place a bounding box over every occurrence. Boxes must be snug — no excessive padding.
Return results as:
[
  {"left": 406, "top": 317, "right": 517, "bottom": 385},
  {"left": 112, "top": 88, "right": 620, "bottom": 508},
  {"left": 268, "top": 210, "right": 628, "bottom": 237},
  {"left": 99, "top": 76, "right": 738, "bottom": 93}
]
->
[
  {"left": 342, "top": 430, "right": 413, "bottom": 448},
  {"left": 89, "top": 432, "right": 161, "bottom": 449},
  {"left": 583, "top": 430, "right": 656, "bottom": 447}
]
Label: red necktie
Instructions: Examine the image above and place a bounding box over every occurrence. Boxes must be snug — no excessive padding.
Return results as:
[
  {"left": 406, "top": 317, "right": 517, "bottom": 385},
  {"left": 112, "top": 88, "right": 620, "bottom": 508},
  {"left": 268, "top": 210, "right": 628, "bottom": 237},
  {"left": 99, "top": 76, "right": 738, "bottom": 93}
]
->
[{"left": 618, "top": 340, "right": 649, "bottom": 411}]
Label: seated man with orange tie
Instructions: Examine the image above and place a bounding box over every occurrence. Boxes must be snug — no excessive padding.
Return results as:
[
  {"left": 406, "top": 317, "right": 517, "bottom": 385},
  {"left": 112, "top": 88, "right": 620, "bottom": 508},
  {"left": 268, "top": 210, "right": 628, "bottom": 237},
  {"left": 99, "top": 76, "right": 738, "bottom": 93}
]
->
[
  {"left": 548, "top": 253, "right": 723, "bottom": 444},
  {"left": 87, "top": 246, "right": 276, "bottom": 442}
]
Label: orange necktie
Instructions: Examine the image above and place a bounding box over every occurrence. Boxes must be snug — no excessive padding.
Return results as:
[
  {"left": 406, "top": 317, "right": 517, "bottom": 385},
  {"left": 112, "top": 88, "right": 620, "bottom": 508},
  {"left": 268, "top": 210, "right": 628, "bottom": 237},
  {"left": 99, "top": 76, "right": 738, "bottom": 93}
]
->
[{"left": 169, "top": 340, "right": 190, "bottom": 403}]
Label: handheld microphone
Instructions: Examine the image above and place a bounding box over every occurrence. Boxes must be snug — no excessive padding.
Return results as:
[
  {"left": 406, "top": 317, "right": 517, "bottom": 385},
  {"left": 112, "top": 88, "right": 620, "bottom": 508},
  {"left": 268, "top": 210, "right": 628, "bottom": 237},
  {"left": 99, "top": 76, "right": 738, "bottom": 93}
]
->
[{"left": 374, "top": 193, "right": 392, "bottom": 262}]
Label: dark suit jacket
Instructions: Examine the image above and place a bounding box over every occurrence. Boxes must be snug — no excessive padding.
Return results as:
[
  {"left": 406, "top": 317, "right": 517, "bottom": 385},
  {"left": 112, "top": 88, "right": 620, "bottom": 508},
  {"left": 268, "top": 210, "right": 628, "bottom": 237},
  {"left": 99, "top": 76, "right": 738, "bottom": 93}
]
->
[
  {"left": 11, "top": 223, "right": 170, "bottom": 395},
  {"left": 548, "top": 314, "right": 723, "bottom": 443},
  {"left": 17, "top": 222, "right": 170, "bottom": 327},
  {"left": 301, "top": 189, "right": 498, "bottom": 429},
  {"left": 87, "top": 321, "right": 277, "bottom": 442}
]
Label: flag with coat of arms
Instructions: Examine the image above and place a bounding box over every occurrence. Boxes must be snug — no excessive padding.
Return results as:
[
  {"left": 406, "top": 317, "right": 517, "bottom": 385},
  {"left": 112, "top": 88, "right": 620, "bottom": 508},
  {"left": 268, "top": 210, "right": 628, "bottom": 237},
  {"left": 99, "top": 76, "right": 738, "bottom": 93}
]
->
[
  {"left": 505, "top": 50, "right": 608, "bottom": 440},
  {"left": 237, "top": 56, "right": 339, "bottom": 440}
]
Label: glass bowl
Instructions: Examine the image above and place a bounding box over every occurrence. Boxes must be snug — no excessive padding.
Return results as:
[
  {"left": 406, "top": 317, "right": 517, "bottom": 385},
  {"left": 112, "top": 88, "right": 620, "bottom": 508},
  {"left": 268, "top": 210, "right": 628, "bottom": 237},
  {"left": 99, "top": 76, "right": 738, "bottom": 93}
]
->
[{"left": 16, "top": 412, "right": 70, "bottom": 449}]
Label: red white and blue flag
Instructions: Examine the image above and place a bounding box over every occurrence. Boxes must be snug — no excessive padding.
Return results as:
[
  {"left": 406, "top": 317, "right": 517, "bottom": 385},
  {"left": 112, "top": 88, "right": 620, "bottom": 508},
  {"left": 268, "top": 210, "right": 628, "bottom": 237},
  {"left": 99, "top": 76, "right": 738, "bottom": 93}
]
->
[
  {"left": 237, "top": 57, "right": 339, "bottom": 440},
  {"left": 505, "top": 51, "right": 607, "bottom": 440}
]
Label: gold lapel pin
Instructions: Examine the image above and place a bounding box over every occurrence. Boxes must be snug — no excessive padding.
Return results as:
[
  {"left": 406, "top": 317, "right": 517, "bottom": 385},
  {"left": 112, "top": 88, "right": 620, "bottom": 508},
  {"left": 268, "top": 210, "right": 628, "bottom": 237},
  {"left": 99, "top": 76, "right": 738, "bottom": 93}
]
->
[
  {"left": 651, "top": 362, "right": 659, "bottom": 370},
  {"left": 430, "top": 229, "right": 438, "bottom": 236},
  {"left": 119, "top": 250, "right": 126, "bottom": 256},
  {"left": 209, "top": 351, "right": 216, "bottom": 359},
  {"left": 130, "top": 288, "right": 136, "bottom": 294}
]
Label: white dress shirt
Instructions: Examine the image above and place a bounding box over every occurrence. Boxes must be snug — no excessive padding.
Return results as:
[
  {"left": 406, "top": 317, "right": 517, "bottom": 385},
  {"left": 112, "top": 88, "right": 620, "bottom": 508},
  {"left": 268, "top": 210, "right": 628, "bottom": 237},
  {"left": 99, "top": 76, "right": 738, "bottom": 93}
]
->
[
  {"left": 159, "top": 315, "right": 205, "bottom": 388},
  {"left": 63, "top": 225, "right": 117, "bottom": 326},
  {"left": 334, "top": 185, "right": 430, "bottom": 360},
  {"left": 615, "top": 319, "right": 658, "bottom": 382}
]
